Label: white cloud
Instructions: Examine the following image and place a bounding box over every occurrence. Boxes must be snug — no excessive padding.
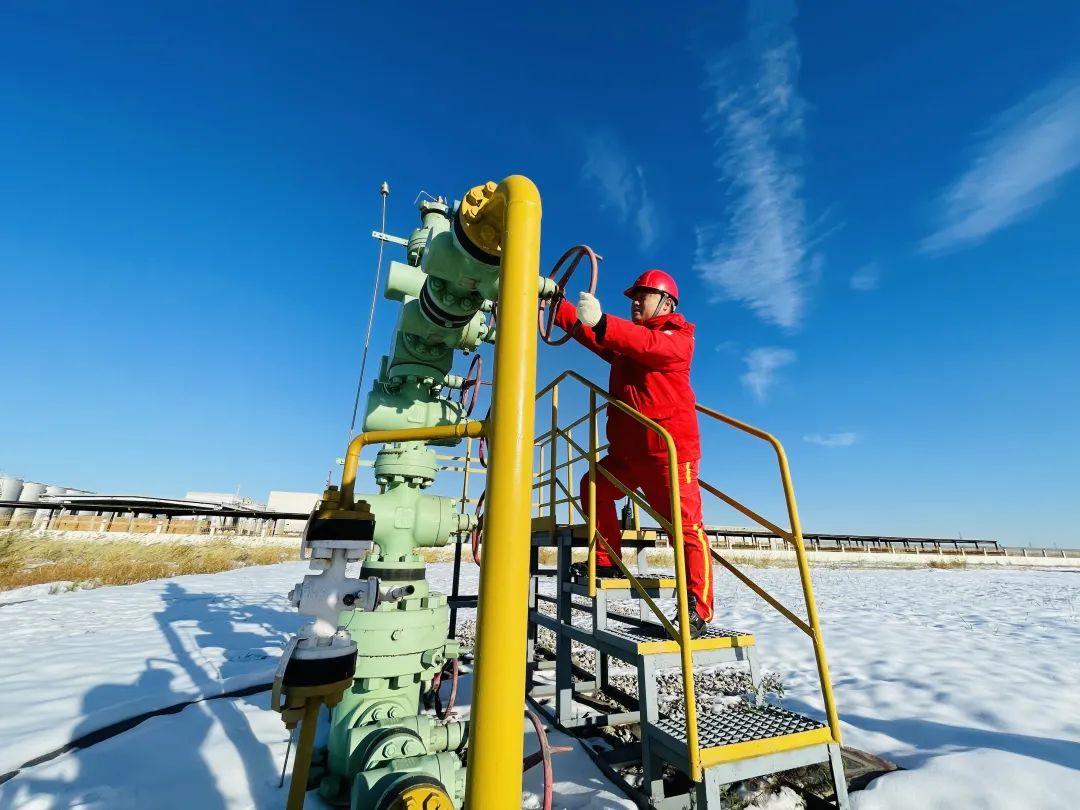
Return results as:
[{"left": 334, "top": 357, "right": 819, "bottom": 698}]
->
[
  {"left": 921, "top": 68, "right": 1080, "bottom": 254},
  {"left": 582, "top": 133, "right": 658, "bottom": 249},
  {"left": 694, "top": 0, "right": 810, "bottom": 330},
  {"left": 804, "top": 432, "right": 857, "bottom": 447},
  {"left": 741, "top": 347, "right": 795, "bottom": 401},
  {"left": 850, "top": 262, "right": 881, "bottom": 291}
]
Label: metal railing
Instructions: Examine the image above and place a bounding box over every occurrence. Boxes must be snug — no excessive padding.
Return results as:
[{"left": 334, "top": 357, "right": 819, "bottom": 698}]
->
[
  {"left": 532, "top": 374, "right": 847, "bottom": 781},
  {"left": 534, "top": 370, "right": 705, "bottom": 781},
  {"left": 693, "top": 403, "right": 842, "bottom": 748}
]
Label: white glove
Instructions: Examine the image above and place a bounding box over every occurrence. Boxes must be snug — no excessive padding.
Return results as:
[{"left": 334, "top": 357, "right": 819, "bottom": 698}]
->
[{"left": 576, "top": 291, "right": 602, "bottom": 327}]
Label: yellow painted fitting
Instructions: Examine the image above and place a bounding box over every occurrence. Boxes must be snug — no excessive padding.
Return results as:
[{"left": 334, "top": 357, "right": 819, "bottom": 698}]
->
[
  {"left": 390, "top": 784, "right": 453, "bottom": 809},
  {"left": 339, "top": 422, "right": 485, "bottom": 509},
  {"left": 463, "top": 175, "right": 542, "bottom": 809},
  {"left": 456, "top": 179, "right": 505, "bottom": 257},
  {"left": 285, "top": 697, "right": 323, "bottom": 810},
  {"left": 320, "top": 484, "right": 342, "bottom": 509}
]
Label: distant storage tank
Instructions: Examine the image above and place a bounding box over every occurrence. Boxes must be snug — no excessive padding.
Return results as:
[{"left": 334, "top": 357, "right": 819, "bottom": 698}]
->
[
  {"left": 0, "top": 476, "right": 25, "bottom": 525},
  {"left": 38, "top": 485, "right": 67, "bottom": 528},
  {"left": 11, "top": 481, "right": 47, "bottom": 527}
]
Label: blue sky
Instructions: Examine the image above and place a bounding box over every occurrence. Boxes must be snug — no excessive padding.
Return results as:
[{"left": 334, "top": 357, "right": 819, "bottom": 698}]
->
[{"left": 1, "top": 2, "right": 1078, "bottom": 546}]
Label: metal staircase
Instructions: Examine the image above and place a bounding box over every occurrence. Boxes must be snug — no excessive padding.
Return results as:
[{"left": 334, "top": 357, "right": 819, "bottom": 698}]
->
[{"left": 522, "top": 371, "right": 851, "bottom": 809}]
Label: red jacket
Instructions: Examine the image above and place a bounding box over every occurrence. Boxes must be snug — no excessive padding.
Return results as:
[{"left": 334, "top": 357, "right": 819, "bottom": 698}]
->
[{"left": 556, "top": 299, "right": 701, "bottom": 462}]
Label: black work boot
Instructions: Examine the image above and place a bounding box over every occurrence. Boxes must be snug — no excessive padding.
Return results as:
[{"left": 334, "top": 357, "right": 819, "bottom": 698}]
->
[
  {"left": 670, "top": 597, "right": 709, "bottom": 639},
  {"left": 569, "top": 561, "right": 622, "bottom": 580}
]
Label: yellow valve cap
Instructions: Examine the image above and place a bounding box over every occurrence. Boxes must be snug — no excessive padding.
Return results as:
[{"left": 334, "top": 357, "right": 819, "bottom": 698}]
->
[
  {"left": 457, "top": 180, "right": 503, "bottom": 256},
  {"left": 391, "top": 783, "right": 453, "bottom": 809}
]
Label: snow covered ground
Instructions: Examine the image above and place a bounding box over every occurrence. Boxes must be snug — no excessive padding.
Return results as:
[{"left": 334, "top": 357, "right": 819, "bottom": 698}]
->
[{"left": 0, "top": 561, "right": 1077, "bottom": 809}]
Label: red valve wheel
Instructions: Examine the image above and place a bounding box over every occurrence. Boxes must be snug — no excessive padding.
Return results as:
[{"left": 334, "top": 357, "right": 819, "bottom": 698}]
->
[
  {"left": 471, "top": 491, "right": 485, "bottom": 565},
  {"left": 539, "top": 245, "right": 600, "bottom": 346},
  {"left": 457, "top": 354, "right": 483, "bottom": 418},
  {"left": 523, "top": 708, "right": 573, "bottom": 810},
  {"left": 432, "top": 659, "right": 460, "bottom": 721}
]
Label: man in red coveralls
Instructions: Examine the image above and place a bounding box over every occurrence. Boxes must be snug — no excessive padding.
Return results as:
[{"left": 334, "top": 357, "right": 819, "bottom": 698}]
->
[{"left": 554, "top": 270, "right": 713, "bottom": 637}]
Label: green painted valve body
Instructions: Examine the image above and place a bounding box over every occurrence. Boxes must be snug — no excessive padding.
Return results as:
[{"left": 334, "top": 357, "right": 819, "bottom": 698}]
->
[{"left": 318, "top": 196, "right": 505, "bottom": 809}]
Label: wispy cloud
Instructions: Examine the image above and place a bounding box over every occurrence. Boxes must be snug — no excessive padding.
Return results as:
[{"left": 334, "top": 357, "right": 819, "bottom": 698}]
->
[
  {"left": 741, "top": 347, "right": 795, "bottom": 400},
  {"left": 694, "top": 0, "right": 810, "bottom": 330},
  {"left": 804, "top": 432, "right": 857, "bottom": 447},
  {"left": 850, "top": 262, "right": 881, "bottom": 291},
  {"left": 582, "top": 132, "right": 658, "bottom": 249},
  {"left": 921, "top": 68, "right": 1080, "bottom": 255}
]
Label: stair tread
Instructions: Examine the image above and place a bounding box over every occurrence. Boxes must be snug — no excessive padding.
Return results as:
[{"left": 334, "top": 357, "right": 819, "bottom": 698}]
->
[
  {"left": 656, "top": 705, "right": 826, "bottom": 750},
  {"left": 581, "top": 575, "right": 676, "bottom": 589},
  {"left": 603, "top": 618, "right": 754, "bottom": 649}
]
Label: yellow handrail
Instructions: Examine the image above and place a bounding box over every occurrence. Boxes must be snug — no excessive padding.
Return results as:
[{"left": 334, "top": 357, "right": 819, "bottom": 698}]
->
[
  {"left": 694, "top": 403, "right": 842, "bottom": 745},
  {"left": 535, "top": 369, "right": 704, "bottom": 782}
]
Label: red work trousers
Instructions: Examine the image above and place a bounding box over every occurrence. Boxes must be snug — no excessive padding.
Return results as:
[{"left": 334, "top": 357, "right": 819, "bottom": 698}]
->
[{"left": 579, "top": 455, "right": 714, "bottom": 622}]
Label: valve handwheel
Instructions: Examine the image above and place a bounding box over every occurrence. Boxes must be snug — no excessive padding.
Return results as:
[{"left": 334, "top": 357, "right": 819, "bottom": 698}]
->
[
  {"left": 457, "top": 354, "right": 483, "bottom": 418},
  {"left": 539, "top": 245, "right": 600, "bottom": 346},
  {"left": 471, "top": 490, "right": 485, "bottom": 565},
  {"left": 523, "top": 708, "right": 572, "bottom": 810}
]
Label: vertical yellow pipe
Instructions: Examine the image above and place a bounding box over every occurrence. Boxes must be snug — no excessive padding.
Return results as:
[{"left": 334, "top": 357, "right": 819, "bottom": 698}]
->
[{"left": 464, "top": 176, "right": 542, "bottom": 809}]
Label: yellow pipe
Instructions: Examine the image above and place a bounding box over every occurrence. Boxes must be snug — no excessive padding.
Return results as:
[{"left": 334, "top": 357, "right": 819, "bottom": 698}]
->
[
  {"left": 339, "top": 422, "right": 485, "bottom": 508},
  {"left": 464, "top": 175, "right": 542, "bottom": 809}
]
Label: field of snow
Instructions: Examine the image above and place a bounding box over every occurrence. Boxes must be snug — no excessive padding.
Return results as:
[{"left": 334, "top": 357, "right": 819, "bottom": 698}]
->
[{"left": 0, "top": 560, "right": 1077, "bottom": 809}]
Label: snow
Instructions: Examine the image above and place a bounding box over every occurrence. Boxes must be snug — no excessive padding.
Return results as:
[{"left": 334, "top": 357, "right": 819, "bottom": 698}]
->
[{"left": 0, "top": 561, "right": 1077, "bottom": 809}]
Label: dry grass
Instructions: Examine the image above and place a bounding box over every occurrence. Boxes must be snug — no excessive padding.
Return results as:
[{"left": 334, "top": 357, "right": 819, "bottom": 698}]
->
[
  {"left": 0, "top": 534, "right": 297, "bottom": 591},
  {"left": 927, "top": 558, "right": 968, "bottom": 570}
]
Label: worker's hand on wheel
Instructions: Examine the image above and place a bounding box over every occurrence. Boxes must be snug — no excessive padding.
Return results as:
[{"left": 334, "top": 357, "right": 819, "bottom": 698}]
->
[{"left": 577, "top": 292, "right": 602, "bottom": 327}]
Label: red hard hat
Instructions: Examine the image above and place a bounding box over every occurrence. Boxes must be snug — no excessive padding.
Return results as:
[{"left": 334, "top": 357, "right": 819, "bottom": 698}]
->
[{"left": 623, "top": 269, "right": 679, "bottom": 305}]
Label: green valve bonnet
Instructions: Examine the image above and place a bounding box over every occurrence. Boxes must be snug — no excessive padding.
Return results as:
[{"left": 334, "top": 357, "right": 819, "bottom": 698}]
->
[{"left": 374, "top": 442, "right": 437, "bottom": 488}]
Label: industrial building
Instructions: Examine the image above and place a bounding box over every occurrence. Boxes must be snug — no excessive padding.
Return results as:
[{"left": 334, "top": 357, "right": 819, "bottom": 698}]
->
[{"left": 0, "top": 474, "right": 314, "bottom": 535}]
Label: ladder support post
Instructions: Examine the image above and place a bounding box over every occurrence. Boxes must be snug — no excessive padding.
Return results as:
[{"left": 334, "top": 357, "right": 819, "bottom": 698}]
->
[
  {"left": 555, "top": 530, "right": 575, "bottom": 726},
  {"left": 828, "top": 743, "right": 852, "bottom": 810}
]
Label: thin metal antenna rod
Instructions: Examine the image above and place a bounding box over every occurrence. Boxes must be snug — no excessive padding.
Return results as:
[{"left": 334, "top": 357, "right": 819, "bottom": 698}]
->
[{"left": 348, "top": 182, "right": 391, "bottom": 439}]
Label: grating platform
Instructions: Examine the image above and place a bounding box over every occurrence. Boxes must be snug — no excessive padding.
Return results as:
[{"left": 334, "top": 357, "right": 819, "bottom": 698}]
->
[
  {"left": 651, "top": 704, "right": 833, "bottom": 769},
  {"left": 602, "top": 619, "right": 755, "bottom": 654},
  {"left": 657, "top": 705, "right": 825, "bottom": 748}
]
